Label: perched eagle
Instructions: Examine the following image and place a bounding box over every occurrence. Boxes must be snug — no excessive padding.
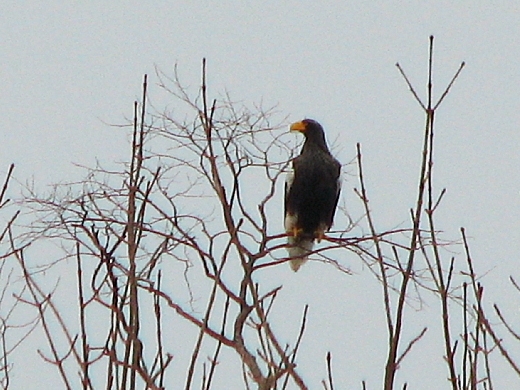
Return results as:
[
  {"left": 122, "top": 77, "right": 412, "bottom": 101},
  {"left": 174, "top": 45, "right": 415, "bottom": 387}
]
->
[{"left": 285, "top": 119, "right": 341, "bottom": 271}]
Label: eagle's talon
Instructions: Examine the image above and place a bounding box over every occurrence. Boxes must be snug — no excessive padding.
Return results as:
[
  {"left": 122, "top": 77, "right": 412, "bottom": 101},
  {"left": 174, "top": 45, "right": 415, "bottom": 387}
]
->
[
  {"left": 315, "top": 230, "right": 326, "bottom": 243},
  {"left": 291, "top": 227, "right": 303, "bottom": 237}
]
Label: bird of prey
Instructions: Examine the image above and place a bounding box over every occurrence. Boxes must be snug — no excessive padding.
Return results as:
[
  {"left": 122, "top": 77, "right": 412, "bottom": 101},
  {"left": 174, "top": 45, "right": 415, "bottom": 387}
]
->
[{"left": 285, "top": 119, "right": 341, "bottom": 271}]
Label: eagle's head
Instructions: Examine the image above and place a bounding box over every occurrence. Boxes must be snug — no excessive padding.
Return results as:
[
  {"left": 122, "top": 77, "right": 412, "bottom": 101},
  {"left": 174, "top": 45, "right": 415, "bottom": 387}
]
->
[{"left": 290, "top": 119, "right": 328, "bottom": 152}]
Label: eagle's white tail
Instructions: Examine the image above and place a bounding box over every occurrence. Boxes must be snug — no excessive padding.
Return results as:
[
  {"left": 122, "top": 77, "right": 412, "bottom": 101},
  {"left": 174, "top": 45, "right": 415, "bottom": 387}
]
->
[{"left": 287, "top": 236, "right": 314, "bottom": 272}]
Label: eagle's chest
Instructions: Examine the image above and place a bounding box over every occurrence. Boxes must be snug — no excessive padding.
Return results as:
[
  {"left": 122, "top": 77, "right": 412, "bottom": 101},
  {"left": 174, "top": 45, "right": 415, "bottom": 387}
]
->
[{"left": 292, "top": 153, "right": 338, "bottom": 193}]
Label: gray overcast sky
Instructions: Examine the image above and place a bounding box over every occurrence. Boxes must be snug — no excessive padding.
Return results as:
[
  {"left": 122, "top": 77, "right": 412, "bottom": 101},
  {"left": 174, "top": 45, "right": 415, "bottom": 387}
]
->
[{"left": 1, "top": 1, "right": 520, "bottom": 388}]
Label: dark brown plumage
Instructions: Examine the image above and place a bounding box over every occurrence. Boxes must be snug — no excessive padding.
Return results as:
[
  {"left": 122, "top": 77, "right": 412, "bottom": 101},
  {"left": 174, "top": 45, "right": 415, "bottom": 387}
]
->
[{"left": 285, "top": 119, "right": 341, "bottom": 271}]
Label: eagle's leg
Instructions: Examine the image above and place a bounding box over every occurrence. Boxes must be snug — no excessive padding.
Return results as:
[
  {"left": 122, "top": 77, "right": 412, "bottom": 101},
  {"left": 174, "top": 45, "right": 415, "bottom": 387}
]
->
[
  {"left": 314, "top": 227, "right": 327, "bottom": 243},
  {"left": 291, "top": 226, "right": 303, "bottom": 238}
]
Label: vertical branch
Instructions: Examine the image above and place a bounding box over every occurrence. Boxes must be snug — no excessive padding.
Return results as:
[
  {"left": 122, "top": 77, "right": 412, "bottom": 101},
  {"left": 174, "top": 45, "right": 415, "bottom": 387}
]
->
[
  {"left": 385, "top": 36, "right": 435, "bottom": 390},
  {"left": 0, "top": 320, "right": 9, "bottom": 389},
  {"left": 281, "top": 304, "right": 309, "bottom": 390},
  {"left": 122, "top": 74, "right": 148, "bottom": 389},
  {"left": 151, "top": 272, "right": 166, "bottom": 389},
  {"left": 204, "top": 295, "right": 231, "bottom": 390},
  {"left": 106, "top": 254, "right": 119, "bottom": 389},
  {"left": 425, "top": 45, "right": 458, "bottom": 386},
  {"left": 481, "top": 330, "right": 494, "bottom": 390},
  {"left": 326, "top": 352, "right": 334, "bottom": 390},
  {"left": 199, "top": 60, "right": 239, "bottom": 249},
  {"left": 462, "top": 283, "right": 468, "bottom": 390},
  {"left": 76, "top": 243, "right": 93, "bottom": 390},
  {"left": 356, "top": 144, "right": 394, "bottom": 346},
  {"left": 461, "top": 228, "right": 481, "bottom": 390},
  {"left": 0, "top": 164, "right": 14, "bottom": 390}
]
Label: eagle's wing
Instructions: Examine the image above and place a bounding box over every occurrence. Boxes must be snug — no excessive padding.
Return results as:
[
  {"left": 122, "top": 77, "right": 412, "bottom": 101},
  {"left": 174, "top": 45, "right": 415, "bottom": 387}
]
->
[{"left": 328, "top": 160, "right": 342, "bottom": 229}]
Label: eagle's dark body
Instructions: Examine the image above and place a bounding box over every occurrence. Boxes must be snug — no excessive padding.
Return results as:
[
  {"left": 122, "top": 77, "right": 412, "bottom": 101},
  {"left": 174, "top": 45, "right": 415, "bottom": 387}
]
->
[{"left": 285, "top": 119, "right": 341, "bottom": 271}]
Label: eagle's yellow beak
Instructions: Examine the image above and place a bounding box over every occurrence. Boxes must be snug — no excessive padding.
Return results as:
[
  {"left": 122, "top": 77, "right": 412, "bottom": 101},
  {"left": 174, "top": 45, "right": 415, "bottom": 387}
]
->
[{"left": 290, "top": 121, "right": 307, "bottom": 133}]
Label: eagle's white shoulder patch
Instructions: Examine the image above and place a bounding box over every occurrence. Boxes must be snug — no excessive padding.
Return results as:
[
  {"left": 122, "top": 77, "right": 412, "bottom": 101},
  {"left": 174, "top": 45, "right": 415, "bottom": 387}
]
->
[
  {"left": 285, "top": 171, "right": 294, "bottom": 188},
  {"left": 284, "top": 171, "right": 297, "bottom": 233}
]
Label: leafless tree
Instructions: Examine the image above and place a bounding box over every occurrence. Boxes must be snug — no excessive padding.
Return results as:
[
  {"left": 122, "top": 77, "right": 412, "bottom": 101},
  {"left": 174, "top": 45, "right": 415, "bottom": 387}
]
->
[{"left": 4, "top": 37, "right": 520, "bottom": 390}]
